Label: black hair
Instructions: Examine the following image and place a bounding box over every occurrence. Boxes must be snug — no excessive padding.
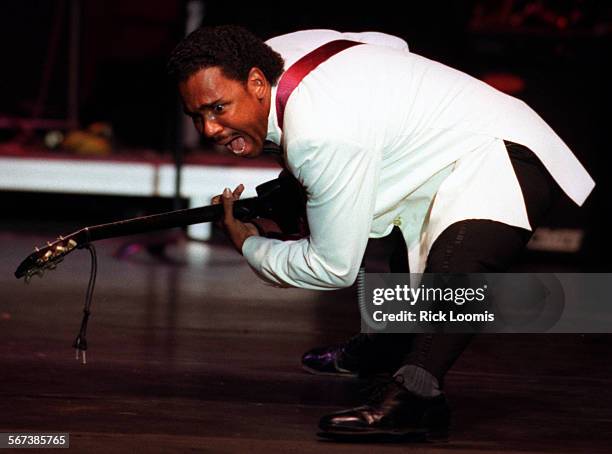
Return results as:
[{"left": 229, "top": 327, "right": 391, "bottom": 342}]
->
[{"left": 167, "top": 25, "right": 285, "bottom": 85}]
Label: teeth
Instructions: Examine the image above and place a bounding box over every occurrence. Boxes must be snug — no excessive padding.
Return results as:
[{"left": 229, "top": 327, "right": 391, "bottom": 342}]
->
[{"left": 224, "top": 136, "right": 246, "bottom": 155}]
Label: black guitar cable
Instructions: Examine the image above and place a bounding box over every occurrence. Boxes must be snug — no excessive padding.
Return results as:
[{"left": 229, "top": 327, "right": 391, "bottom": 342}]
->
[{"left": 72, "top": 243, "right": 97, "bottom": 364}]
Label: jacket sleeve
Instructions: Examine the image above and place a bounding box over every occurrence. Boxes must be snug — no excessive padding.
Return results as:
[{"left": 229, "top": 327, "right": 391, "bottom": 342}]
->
[{"left": 242, "top": 136, "right": 380, "bottom": 290}]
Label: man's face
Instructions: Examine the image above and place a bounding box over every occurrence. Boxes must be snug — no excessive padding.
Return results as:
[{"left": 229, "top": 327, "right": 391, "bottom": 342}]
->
[{"left": 179, "top": 66, "right": 270, "bottom": 158}]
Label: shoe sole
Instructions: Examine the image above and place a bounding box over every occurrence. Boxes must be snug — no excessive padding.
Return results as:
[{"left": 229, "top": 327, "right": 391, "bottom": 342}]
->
[
  {"left": 317, "top": 428, "right": 449, "bottom": 443},
  {"left": 301, "top": 363, "right": 358, "bottom": 377}
]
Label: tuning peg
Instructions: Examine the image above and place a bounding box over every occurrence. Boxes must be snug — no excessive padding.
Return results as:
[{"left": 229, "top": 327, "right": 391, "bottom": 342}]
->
[{"left": 34, "top": 247, "right": 40, "bottom": 252}]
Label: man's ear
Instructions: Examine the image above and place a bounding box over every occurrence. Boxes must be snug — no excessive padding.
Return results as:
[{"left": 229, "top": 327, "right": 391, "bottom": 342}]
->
[{"left": 247, "top": 67, "right": 268, "bottom": 100}]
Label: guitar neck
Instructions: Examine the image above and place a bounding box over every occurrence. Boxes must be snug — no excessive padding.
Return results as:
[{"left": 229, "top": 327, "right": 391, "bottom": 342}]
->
[{"left": 79, "top": 196, "right": 262, "bottom": 243}]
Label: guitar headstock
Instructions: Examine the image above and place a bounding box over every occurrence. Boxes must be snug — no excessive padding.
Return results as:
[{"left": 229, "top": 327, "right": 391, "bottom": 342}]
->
[{"left": 15, "top": 234, "right": 81, "bottom": 282}]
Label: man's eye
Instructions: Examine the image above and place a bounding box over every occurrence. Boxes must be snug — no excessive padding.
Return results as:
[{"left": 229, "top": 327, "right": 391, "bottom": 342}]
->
[{"left": 213, "top": 104, "right": 224, "bottom": 113}]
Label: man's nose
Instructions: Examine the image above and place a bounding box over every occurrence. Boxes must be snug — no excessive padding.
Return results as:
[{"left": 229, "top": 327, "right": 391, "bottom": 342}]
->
[{"left": 203, "top": 118, "right": 223, "bottom": 139}]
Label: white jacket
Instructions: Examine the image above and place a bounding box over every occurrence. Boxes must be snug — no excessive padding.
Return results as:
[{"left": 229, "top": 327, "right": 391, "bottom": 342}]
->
[{"left": 242, "top": 30, "right": 595, "bottom": 289}]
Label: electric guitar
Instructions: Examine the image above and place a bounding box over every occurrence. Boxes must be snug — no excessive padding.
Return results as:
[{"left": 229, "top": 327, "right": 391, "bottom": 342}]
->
[{"left": 15, "top": 175, "right": 306, "bottom": 281}]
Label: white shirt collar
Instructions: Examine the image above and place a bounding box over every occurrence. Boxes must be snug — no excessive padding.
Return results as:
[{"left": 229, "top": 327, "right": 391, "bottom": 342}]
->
[{"left": 266, "top": 84, "right": 282, "bottom": 146}]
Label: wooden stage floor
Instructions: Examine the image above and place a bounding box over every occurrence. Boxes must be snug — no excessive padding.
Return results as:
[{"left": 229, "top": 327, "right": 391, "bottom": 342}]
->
[{"left": 1, "top": 230, "right": 611, "bottom": 453}]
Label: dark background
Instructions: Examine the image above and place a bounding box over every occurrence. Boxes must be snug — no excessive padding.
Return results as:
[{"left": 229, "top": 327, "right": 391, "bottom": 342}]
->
[{"left": 1, "top": 0, "right": 610, "bottom": 269}]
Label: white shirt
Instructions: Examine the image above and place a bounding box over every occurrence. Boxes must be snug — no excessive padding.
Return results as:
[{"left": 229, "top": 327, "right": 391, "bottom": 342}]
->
[{"left": 242, "top": 30, "right": 595, "bottom": 290}]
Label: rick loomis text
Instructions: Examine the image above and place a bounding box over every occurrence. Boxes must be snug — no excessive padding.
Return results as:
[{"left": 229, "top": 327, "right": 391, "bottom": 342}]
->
[{"left": 371, "top": 284, "right": 494, "bottom": 323}]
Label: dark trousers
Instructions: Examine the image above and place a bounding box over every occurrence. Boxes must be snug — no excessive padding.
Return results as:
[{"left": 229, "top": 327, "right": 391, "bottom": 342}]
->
[{"left": 358, "top": 141, "right": 561, "bottom": 384}]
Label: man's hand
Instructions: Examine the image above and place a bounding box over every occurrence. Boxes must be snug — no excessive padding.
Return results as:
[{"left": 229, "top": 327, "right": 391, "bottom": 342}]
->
[{"left": 211, "top": 184, "right": 259, "bottom": 254}]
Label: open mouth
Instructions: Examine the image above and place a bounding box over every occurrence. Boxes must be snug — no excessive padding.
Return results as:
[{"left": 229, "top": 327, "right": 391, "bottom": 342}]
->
[{"left": 225, "top": 136, "right": 246, "bottom": 155}]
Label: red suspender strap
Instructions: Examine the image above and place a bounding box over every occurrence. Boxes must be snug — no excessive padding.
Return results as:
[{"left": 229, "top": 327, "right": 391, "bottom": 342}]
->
[{"left": 275, "top": 40, "right": 363, "bottom": 130}]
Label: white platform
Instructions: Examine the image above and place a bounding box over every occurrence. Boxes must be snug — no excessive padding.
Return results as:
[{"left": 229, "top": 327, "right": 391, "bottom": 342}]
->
[{"left": 0, "top": 156, "right": 280, "bottom": 239}]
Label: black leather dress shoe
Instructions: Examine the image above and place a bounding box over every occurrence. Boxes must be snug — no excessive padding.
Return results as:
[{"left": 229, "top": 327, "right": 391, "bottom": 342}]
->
[
  {"left": 302, "top": 334, "right": 404, "bottom": 377},
  {"left": 301, "top": 344, "right": 359, "bottom": 376},
  {"left": 318, "top": 377, "right": 450, "bottom": 441},
  {"left": 302, "top": 333, "right": 375, "bottom": 376}
]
